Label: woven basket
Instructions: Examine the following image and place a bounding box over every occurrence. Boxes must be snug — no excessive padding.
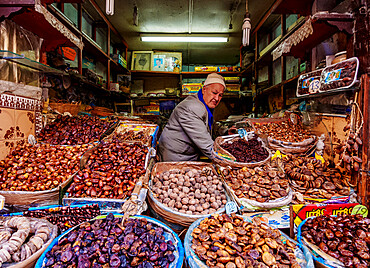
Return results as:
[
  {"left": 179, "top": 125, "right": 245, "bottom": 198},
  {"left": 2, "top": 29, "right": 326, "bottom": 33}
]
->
[
  {"left": 90, "top": 106, "right": 114, "bottom": 117},
  {"left": 148, "top": 162, "right": 226, "bottom": 227},
  {"left": 49, "top": 101, "right": 80, "bottom": 116}
]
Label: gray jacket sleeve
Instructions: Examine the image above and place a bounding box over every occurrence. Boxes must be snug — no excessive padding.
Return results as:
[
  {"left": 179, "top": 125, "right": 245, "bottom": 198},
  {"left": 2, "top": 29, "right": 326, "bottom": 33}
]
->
[{"left": 176, "top": 105, "right": 214, "bottom": 159}]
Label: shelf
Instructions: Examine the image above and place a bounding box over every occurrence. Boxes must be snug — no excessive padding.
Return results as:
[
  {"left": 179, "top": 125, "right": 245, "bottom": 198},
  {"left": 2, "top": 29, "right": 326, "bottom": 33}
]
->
[
  {"left": 181, "top": 71, "right": 240, "bottom": 78},
  {"left": 256, "top": 17, "right": 306, "bottom": 64},
  {"left": 132, "top": 96, "right": 180, "bottom": 101},
  {"left": 291, "top": 86, "right": 358, "bottom": 100},
  {"left": 273, "top": 0, "right": 314, "bottom": 16},
  {"left": 0, "top": 50, "right": 65, "bottom": 75},
  {"left": 130, "top": 70, "right": 180, "bottom": 78},
  {"left": 240, "top": 63, "right": 254, "bottom": 76},
  {"left": 275, "top": 13, "right": 354, "bottom": 59},
  {"left": 257, "top": 74, "right": 300, "bottom": 96},
  {"left": 10, "top": 4, "right": 82, "bottom": 51},
  {"left": 110, "top": 60, "right": 130, "bottom": 75}
]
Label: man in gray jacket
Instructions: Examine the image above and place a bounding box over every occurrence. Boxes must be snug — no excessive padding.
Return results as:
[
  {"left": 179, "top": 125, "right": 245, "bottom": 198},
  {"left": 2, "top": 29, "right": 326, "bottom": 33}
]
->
[{"left": 158, "top": 73, "right": 226, "bottom": 161}]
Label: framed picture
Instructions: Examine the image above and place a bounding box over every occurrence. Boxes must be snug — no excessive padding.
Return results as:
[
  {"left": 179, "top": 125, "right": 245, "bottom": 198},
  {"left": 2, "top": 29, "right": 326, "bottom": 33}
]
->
[
  {"left": 131, "top": 51, "right": 153, "bottom": 71},
  {"left": 152, "top": 51, "right": 182, "bottom": 72}
]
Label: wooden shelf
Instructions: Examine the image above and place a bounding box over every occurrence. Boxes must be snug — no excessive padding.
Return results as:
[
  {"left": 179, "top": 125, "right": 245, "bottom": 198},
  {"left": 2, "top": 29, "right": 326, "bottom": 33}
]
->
[
  {"left": 280, "top": 13, "right": 354, "bottom": 59},
  {"left": 130, "top": 70, "right": 180, "bottom": 78},
  {"left": 257, "top": 74, "right": 300, "bottom": 96},
  {"left": 240, "top": 63, "right": 254, "bottom": 76},
  {"left": 181, "top": 71, "right": 240, "bottom": 78},
  {"left": 110, "top": 60, "right": 130, "bottom": 75},
  {"left": 272, "top": 0, "right": 314, "bottom": 16}
]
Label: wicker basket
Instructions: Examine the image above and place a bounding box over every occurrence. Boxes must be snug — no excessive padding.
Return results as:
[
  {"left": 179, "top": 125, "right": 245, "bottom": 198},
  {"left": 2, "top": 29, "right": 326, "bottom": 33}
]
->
[
  {"left": 49, "top": 101, "right": 80, "bottom": 116},
  {"left": 90, "top": 106, "right": 114, "bottom": 117}
]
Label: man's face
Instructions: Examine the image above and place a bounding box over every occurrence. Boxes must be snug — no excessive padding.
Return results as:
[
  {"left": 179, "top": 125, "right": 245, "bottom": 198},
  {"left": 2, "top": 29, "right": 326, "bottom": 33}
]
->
[{"left": 202, "top": 83, "right": 225, "bottom": 109}]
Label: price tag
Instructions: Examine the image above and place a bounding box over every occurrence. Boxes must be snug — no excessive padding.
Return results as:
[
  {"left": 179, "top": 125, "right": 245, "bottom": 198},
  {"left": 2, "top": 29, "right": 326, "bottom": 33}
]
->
[
  {"left": 225, "top": 201, "right": 238, "bottom": 215},
  {"left": 308, "top": 79, "right": 320, "bottom": 93},
  {"left": 28, "top": 134, "right": 36, "bottom": 145},
  {"left": 351, "top": 205, "right": 368, "bottom": 217},
  {"left": 121, "top": 199, "right": 138, "bottom": 222}
]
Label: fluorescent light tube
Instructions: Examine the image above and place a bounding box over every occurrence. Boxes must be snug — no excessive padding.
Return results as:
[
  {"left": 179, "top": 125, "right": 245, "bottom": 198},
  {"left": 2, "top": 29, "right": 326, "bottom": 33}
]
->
[{"left": 141, "top": 36, "right": 228, "bottom": 42}]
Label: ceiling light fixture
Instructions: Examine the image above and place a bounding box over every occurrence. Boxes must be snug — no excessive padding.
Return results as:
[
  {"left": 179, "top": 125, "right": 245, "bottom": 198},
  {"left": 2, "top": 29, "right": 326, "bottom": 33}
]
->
[
  {"left": 106, "top": 0, "right": 114, "bottom": 15},
  {"left": 141, "top": 35, "right": 228, "bottom": 43},
  {"left": 242, "top": 0, "right": 251, "bottom": 46}
]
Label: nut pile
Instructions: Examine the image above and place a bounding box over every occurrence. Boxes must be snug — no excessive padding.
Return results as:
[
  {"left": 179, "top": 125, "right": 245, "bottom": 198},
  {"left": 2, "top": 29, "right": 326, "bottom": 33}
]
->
[
  {"left": 221, "top": 137, "right": 269, "bottom": 163},
  {"left": 320, "top": 59, "right": 357, "bottom": 91},
  {"left": 336, "top": 126, "right": 362, "bottom": 173},
  {"left": 284, "top": 155, "right": 350, "bottom": 199},
  {"left": 301, "top": 214, "right": 370, "bottom": 267},
  {"left": 254, "top": 121, "right": 312, "bottom": 143},
  {"left": 44, "top": 214, "right": 177, "bottom": 267},
  {"left": 24, "top": 204, "right": 100, "bottom": 233},
  {"left": 0, "top": 217, "right": 53, "bottom": 266},
  {"left": 152, "top": 167, "right": 227, "bottom": 215},
  {"left": 222, "top": 167, "right": 289, "bottom": 203},
  {"left": 67, "top": 140, "right": 147, "bottom": 199},
  {"left": 38, "top": 115, "right": 113, "bottom": 145},
  {"left": 0, "top": 143, "right": 91, "bottom": 191},
  {"left": 192, "top": 214, "right": 300, "bottom": 268}
]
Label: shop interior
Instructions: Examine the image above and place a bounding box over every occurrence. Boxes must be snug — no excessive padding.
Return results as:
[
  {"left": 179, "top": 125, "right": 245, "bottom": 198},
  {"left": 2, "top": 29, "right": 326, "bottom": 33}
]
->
[{"left": 0, "top": 0, "right": 369, "bottom": 267}]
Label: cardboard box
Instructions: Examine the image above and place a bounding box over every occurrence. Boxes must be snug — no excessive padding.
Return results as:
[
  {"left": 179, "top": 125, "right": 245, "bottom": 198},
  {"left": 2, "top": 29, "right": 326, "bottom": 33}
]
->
[
  {"left": 182, "top": 83, "right": 202, "bottom": 95},
  {"left": 226, "top": 84, "right": 240, "bottom": 93},
  {"left": 194, "top": 66, "right": 218, "bottom": 72}
]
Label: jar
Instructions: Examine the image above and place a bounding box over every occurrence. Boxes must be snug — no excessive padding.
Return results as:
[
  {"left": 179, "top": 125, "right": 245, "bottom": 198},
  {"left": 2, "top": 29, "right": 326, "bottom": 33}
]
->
[{"left": 332, "top": 51, "right": 347, "bottom": 64}]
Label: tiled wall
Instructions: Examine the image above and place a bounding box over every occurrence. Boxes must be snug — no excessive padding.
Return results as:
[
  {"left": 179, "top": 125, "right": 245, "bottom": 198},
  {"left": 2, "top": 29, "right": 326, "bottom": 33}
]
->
[{"left": 0, "top": 94, "right": 42, "bottom": 160}]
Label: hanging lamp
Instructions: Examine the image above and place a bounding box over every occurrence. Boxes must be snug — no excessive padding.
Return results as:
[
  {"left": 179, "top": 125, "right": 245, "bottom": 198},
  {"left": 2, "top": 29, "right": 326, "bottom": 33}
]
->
[
  {"left": 106, "top": 0, "right": 114, "bottom": 15},
  {"left": 242, "top": 0, "right": 251, "bottom": 46}
]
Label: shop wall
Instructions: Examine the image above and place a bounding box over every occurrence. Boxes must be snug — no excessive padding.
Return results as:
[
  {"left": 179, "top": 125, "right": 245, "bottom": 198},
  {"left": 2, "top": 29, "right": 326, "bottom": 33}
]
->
[{"left": 0, "top": 93, "right": 42, "bottom": 160}]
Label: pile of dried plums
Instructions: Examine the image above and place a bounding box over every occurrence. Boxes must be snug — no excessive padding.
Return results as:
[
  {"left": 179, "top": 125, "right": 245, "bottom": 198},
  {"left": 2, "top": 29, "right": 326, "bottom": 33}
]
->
[{"left": 44, "top": 213, "right": 177, "bottom": 267}]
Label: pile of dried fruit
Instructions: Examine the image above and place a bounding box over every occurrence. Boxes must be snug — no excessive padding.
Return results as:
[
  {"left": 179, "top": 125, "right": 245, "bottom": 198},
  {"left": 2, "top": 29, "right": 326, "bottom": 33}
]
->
[
  {"left": 191, "top": 214, "right": 301, "bottom": 267},
  {"left": 44, "top": 214, "right": 177, "bottom": 267},
  {"left": 254, "top": 121, "right": 312, "bottom": 143},
  {"left": 24, "top": 204, "right": 100, "bottom": 233},
  {"left": 67, "top": 139, "right": 147, "bottom": 199},
  {"left": 0, "top": 143, "right": 91, "bottom": 191},
  {"left": 222, "top": 166, "right": 289, "bottom": 203},
  {"left": 221, "top": 137, "right": 269, "bottom": 163},
  {"left": 284, "top": 155, "right": 350, "bottom": 199},
  {"left": 301, "top": 214, "right": 370, "bottom": 267},
  {"left": 152, "top": 167, "right": 227, "bottom": 215},
  {"left": 0, "top": 217, "right": 54, "bottom": 265},
  {"left": 38, "top": 115, "right": 113, "bottom": 145}
]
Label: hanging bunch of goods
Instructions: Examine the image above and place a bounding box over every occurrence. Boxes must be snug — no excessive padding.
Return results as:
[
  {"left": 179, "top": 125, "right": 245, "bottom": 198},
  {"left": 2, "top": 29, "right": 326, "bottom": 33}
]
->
[
  {"left": 66, "top": 139, "right": 148, "bottom": 200},
  {"left": 213, "top": 133, "right": 271, "bottom": 168},
  {"left": 335, "top": 96, "right": 363, "bottom": 181},
  {"left": 37, "top": 214, "right": 183, "bottom": 268},
  {"left": 299, "top": 214, "right": 369, "bottom": 267},
  {"left": 0, "top": 216, "right": 57, "bottom": 266},
  {"left": 148, "top": 162, "right": 227, "bottom": 227},
  {"left": 220, "top": 166, "right": 292, "bottom": 209},
  {"left": 283, "top": 155, "right": 351, "bottom": 200},
  {"left": 187, "top": 214, "right": 308, "bottom": 268},
  {"left": 38, "top": 115, "right": 114, "bottom": 145},
  {"left": 23, "top": 204, "right": 100, "bottom": 233},
  {"left": 252, "top": 115, "right": 316, "bottom": 155}
]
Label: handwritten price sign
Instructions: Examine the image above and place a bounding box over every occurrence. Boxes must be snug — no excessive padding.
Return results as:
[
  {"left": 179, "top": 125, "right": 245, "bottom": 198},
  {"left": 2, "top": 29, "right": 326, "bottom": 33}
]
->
[{"left": 351, "top": 205, "right": 368, "bottom": 217}]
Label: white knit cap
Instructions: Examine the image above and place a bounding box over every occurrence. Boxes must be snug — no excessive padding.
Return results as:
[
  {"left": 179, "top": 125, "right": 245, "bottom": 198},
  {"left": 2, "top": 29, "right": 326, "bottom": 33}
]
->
[{"left": 204, "top": 73, "right": 226, "bottom": 88}]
